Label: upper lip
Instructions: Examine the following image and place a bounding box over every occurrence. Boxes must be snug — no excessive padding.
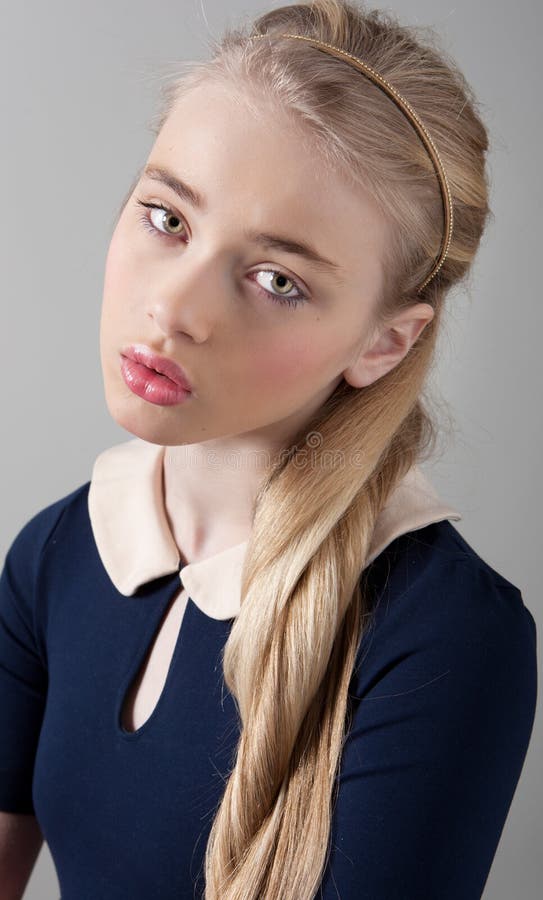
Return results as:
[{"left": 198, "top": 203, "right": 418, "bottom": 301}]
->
[{"left": 121, "top": 344, "right": 193, "bottom": 392}]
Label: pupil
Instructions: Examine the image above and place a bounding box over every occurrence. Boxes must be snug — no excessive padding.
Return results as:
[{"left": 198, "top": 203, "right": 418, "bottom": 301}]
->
[{"left": 276, "top": 274, "right": 288, "bottom": 290}]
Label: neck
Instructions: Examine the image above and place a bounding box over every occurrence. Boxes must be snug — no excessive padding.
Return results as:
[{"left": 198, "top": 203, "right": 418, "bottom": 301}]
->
[{"left": 162, "top": 436, "right": 283, "bottom": 564}]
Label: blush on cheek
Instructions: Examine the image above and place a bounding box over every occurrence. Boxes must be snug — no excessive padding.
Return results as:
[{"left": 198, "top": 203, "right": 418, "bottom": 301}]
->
[{"left": 249, "top": 339, "right": 319, "bottom": 389}]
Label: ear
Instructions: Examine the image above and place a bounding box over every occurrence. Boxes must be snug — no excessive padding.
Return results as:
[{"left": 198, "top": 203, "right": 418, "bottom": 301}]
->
[{"left": 343, "top": 303, "right": 434, "bottom": 389}]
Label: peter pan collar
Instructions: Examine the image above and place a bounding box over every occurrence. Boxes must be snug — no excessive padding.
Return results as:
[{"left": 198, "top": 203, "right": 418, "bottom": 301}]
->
[{"left": 87, "top": 436, "right": 462, "bottom": 619}]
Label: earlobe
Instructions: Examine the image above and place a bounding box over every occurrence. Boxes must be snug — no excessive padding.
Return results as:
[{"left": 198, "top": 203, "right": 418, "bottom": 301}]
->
[
  {"left": 342, "top": 303, "right": 434, "bottom": 389},
  {"left": 342, "top": 342, "right": 395, "bottom": 389},
  {"left": 342, "top": 333, "right": 390, "bottom": 389}
]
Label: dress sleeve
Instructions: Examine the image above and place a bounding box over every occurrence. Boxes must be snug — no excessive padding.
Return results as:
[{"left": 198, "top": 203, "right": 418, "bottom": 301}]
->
[
  {"left": 318, "top": 554, "right": 538, "bottom": 900},
  {"left": 0, "top": 512, "right": 52, "bottom": 814}
]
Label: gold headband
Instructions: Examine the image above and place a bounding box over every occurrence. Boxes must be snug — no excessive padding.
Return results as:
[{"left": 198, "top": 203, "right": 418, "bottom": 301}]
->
[{"left": 251, "top": 32, "right": 454, "bottom": 294}]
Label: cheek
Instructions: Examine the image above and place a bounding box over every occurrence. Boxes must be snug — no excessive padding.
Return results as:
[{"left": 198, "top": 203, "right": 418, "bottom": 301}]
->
[
  {"left": 102, "top": 228, "right": 131, "bottom": 303},
  {"left": 100, "top": 231, "right": 136, "bottom": 362},
  {"left": 242, "top": 326, "right": 330, "bottom": 391}
]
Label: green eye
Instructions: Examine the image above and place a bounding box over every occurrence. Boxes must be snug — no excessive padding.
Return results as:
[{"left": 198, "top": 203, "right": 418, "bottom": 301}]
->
[
  {"left": 252, "top": 270, "right": 307, "bottom": 307},
  {"left": 137, "top": 200, "right": 187, "bottom": 238}
]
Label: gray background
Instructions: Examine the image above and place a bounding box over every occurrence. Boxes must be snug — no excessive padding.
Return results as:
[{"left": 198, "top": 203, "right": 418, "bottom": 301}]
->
[{"left": 1, "top": 1, "right": 541, "bottom": 897}]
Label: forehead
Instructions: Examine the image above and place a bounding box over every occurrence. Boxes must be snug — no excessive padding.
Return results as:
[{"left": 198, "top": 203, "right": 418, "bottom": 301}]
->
[{"left": 148, "top": 80, "right": 389, "bottom": 297}]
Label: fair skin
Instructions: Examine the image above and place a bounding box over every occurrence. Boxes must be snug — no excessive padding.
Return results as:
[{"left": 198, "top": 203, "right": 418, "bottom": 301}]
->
[{"left": 100, "top": 79, "right": 434, "bottom": 563}]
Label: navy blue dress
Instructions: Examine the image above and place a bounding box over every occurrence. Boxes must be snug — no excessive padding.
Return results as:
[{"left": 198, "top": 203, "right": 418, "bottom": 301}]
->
[{"left": 0, "top": 481, "right": 537, "bottom": 899}]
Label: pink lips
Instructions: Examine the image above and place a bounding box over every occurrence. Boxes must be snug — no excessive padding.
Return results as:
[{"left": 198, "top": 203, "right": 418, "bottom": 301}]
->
[{"left": 119, "top": 344, "right": 193, "bottom": 406}]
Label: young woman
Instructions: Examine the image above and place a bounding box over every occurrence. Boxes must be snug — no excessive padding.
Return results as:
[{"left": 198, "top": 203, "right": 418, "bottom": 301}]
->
[{"left": 0, "top": 1, "right": 537, "bottom": 898}]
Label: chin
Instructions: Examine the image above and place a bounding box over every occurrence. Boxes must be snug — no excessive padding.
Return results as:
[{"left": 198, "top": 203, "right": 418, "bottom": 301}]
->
[{"left": 104, "top": 389, "right": 199, "bottom": 447}]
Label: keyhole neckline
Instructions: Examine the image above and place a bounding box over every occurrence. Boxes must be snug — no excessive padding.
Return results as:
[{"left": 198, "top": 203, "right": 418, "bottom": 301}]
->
[{"left": 116, "top": 574, "right": 235, "bottom": 740}]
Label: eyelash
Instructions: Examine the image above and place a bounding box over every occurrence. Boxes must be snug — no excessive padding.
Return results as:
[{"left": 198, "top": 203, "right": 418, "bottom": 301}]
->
[{"left": 134, "top": 198, "right": 309, "bottom": 309}]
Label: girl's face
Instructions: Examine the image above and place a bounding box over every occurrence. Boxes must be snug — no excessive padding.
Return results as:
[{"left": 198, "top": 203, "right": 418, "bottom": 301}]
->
[{"left": 100, "top": 79, "right": 390, "bottom": 449}]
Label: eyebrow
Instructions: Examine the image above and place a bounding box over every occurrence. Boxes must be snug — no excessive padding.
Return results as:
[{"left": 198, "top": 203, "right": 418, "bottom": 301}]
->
[{"left": 142, "top": 164, "right": 345, "bottom": 279}]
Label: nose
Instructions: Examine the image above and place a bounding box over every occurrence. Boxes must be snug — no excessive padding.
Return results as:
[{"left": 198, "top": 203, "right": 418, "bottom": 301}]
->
[{"left": 146, "top": 253, "right": 227, "bottom": 342}]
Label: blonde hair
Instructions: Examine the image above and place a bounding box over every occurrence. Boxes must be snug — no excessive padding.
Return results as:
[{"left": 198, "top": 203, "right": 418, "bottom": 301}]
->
[{"left": 139, "top": 1, "right": 491, "bottom": 896}]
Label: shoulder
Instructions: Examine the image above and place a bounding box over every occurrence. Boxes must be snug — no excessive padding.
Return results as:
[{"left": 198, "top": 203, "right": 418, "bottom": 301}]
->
[
  {"left": 355, "top": 518, "right": 537, "bottom": 707},
  {"left": 3, "top": 436, "right": 144, "bottom": 569},
  {"left": 2, "top": 481, "right": 91, "bottom": 584},
  {"left": 0, "top": 482, "right": 91, "bottom": 671},
  {"left": 362, "top": 517, "right": 535, "bottom": 633}
]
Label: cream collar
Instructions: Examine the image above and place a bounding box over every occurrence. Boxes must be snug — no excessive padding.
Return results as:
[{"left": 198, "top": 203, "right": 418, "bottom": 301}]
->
[{"left": 87, "top": 437, "right": 462, "bottom": 620}]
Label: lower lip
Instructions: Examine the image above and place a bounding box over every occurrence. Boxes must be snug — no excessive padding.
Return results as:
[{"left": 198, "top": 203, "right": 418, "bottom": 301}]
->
[{"left": 119, "top": 355, "right": 192, "bottom": 406}]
